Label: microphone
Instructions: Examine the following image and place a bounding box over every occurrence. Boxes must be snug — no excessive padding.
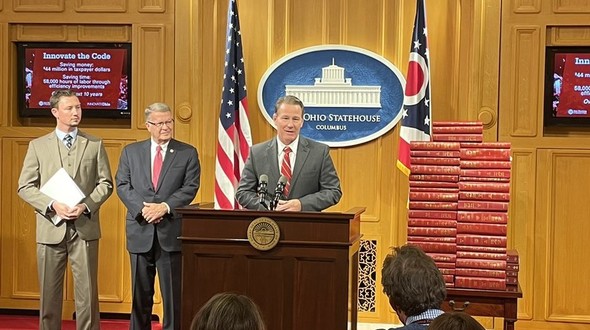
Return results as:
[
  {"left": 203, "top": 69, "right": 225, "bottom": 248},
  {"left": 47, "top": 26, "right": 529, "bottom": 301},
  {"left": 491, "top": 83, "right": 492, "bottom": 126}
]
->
[
  {"left": 271, "top": 175, "right": 288, "bottom": 210},
  {"left": 257, "top": 174, "right": 269, "bottom": 209}
]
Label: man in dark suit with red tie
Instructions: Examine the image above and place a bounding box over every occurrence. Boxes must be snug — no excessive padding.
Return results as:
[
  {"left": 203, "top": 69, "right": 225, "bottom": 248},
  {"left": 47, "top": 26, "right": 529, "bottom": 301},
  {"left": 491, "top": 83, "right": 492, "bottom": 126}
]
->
[
  {"left": 236, "top": 95, "right": 341, "bottom": 211},
  {"left": 115, "top": 103, "right": 200, "bottom": 330}
]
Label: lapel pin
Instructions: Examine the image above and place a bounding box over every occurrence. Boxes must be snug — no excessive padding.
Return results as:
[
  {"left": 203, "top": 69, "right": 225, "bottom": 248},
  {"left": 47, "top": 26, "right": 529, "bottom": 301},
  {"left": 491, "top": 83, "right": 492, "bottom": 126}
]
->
[{"left": 170, "top": 149, "right": 174, "bottom": 153}]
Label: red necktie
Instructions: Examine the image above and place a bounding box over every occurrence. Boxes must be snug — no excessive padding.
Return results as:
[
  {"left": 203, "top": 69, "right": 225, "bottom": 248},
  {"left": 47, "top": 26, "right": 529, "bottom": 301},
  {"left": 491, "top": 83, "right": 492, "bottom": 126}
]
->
[
  {"left": 281, "top": 146, "right": 292, "bottom": 197},
  {"left": 152, "top": 145, "right": 163, "bottom": 189}
]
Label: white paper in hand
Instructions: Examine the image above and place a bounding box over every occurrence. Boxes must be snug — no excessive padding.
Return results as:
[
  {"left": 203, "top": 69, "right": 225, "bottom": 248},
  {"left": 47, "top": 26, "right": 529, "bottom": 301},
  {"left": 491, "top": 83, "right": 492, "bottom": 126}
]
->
[{"left": 40, "top": 168, "right": 86, "bottom": 225}]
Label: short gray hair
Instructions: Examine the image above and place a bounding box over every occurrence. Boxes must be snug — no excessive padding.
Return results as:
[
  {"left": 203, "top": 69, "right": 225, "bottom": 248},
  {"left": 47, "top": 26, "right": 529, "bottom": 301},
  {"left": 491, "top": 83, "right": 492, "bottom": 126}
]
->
[{"left": 144, "top": 102, "right": 171, "bottom": 121}]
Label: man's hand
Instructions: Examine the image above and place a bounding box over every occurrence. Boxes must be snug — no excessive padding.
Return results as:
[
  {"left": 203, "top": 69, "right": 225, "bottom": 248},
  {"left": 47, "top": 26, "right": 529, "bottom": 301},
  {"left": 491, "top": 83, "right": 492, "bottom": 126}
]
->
[
  {"left": 275, "top": 199, "right": 302, "bottom": 212},
  {"left": 141, "top": 202, "right": 168, "bottom": 224},
  {"left": 52, "top": 201, "right": 85, "bottom": 220}
]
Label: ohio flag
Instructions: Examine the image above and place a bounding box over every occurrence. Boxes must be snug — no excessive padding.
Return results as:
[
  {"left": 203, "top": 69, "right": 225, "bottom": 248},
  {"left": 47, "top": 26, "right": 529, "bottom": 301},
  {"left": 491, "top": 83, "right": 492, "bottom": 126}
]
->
[{"left": 397, "top": 0, "right": 432, "bottom": 175}]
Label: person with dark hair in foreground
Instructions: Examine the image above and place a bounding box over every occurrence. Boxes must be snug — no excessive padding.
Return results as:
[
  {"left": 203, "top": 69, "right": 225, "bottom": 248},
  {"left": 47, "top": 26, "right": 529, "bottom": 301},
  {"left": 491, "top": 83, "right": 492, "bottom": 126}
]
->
[
  {"left": 381, "top": 244, "right": 447, "bottom": 329},
  {"left": 428, "top": 312, "right": 485, "bottom": 330},
  {"left": 190, "top": 293, "right": 266, "bottom": 330}
]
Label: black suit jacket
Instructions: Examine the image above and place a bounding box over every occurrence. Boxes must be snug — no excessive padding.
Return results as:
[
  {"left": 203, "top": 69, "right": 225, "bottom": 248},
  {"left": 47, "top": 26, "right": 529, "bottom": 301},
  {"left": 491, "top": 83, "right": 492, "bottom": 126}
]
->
[{"left": 116, "top": 138, "right": 200, "bottom": 253}]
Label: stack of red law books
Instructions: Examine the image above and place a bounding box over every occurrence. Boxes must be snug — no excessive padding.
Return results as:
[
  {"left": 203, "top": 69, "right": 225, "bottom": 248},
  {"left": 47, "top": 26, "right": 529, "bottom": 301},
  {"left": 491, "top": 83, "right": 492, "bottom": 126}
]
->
[
  {"left": 455, "top": 141, "right": 511, "bottom": 290},
  {"left": 405, "top": 121, "right": 519, "bottom": 291},
  {"left": 431, "top": 121, "right": 484, "bottom": 143},
  {"left": 406, "top": 141, "right": 461, "bottom": 287},
  {"left": 506, "top": 249, "right": 520, "bottom": 291}
]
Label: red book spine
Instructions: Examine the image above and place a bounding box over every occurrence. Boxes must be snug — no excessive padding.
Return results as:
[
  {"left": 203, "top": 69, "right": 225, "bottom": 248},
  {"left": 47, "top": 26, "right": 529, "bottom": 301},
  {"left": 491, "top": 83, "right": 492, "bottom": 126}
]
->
[
  {"left": 506, "top": 276, "right": 518, "bottom": 285},
  {"left": 457, "top": 211, "right": 508, "bottom": 224},
  {"left": 410, "top": 174, "right": 460, "bottom": 182},
  {"left": 456, "top": 258, "right": 507, "bottom": 270},
  {"left": 426, "top": 253, "right": 457, "bottom": 263},
  {"left": 458, "top": 182, "right": 510, "bottom": 192},
  {"left": 443, "top": 274, "right": 455, "bottom": 283},
  {"left": 434, "top": 121, "right": 483, "bottom": 126},
  {"left": 457, "top": 234, "right": 507, "bottom": 247},
  {"left": 460, "top": 149, "right": 511, "bottom": 160},
  {"left": 410, "top": 157, "right": 461, "bottom": 166},
  {"left": 460, "top": 176, "right": 510, "bottom": 183},
  {"left": 408, "top": 236, "right": 457, "bottom": 243},
  {"left": 411, "top": 187, "right": 460, "bottom": 193},
  {"left": 411, "top": 165, "right": 461, "bottom": 175},
  {"left": 459, "top": 191, "right": 510, "bottom": 201},
  {"left": 461, "top": 142, "right": 511, "bottom": 149},
  {"left": 409, "top": 201, "right": 459, "bottom": 210},
  {"left": 460, "top": 169, "right": 511, "bottom": 179},
  {"left": 460, "top": 160, "right": 512, "bottom": 169},
  {"left": 408, "top": 218, "right": 457, "bottom": 228},
  {"left": 457, "top": 245, "right": 507, "bottom": 253},
  {"left": 458, "top": 201, "right": 509, "bottom": 211},
  {"left": 409, "top": 192, "right": 459, "bottom": 201},
  {"left": 455, "top": 276, "right": 507, "bottom": 290},
  {"left": 456, "top": 251, "right": 507, "bottom": 260},
  {"left": 408, "top": 227, "right": 457, "bottom": 237},
  {"left": 435, "top": 262, "right": 456, "bottom": 269},
  {"left": 409, "top": 210, "right": 457, "bottom": 220},
  {"left": 407, "top": 241, "right": 457, "bottom": 253},
  {"left": 410, "top": 181, "right": 460, "bottom": 188},
  {"left": 439, "top": 268, "right": 456, "bottom": 275},
  {"left": 457, "top": 223, "right": 508, "bottom": 235},
  {"left": 455, "top": 268, "right": 507, "bottom": 278},
  {"left": 506, "top": 270, "right": 519, "bottom": 277},
  {"left": 432, "top": 133, "right": 483, "bottom": 142},
  {"left": 506, "top": 264, "right": 519, "bottom": 271},
  {"left": 432, "top": 126, "right": 484, "bottom": 134},
  {"left": 410, "top": 150, "right": 461, "bottom": 158},
  {"left": 410, "top": 141, "right": 461, "bottom": 150},
  {"left": 507, "top": 249, "right": 519, "bottom": 263}
]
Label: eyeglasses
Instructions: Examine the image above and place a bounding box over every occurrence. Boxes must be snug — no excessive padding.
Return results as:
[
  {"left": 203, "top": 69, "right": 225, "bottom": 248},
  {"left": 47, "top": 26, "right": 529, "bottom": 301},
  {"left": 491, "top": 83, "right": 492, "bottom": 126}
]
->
[{"left": 147, "top": 119, "right": 175, "bottom": 128}]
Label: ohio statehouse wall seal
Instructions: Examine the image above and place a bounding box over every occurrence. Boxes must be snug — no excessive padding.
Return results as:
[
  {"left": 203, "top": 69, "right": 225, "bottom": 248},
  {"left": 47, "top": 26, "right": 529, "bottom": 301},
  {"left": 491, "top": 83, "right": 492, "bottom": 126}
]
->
[{"left": 247, "top": 217, "right": 280, "bottom": 251}]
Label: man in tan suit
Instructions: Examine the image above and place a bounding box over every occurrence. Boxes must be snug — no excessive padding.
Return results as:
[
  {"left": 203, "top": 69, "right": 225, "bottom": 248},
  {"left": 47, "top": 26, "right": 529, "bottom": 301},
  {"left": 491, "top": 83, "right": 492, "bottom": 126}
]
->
[{"left": 17, "top": 89, "right": 113, "bottom": 330}]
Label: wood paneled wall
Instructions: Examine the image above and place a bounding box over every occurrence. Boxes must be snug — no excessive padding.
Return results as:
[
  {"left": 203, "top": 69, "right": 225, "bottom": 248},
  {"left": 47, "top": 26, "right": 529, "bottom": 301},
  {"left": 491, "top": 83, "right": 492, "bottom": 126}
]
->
[{"left": 0, "top": 0, "right": 589, "bottom": 328}]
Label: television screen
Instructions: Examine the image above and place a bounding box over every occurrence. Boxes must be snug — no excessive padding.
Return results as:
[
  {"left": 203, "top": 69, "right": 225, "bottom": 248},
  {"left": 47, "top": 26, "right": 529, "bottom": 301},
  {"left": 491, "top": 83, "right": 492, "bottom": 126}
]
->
[
  {"left": 544, "top": 46, "right": 590, "bottom": 127},
  {"left": 17, "top": 42, "right": 131, "bottom": 118}
]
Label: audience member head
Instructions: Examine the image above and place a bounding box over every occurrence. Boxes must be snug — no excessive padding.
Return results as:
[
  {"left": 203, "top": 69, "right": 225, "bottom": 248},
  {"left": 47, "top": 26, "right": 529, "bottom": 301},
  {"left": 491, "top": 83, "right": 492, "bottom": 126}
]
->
[
  {"left": 190, "top": 292, "right": 266, "bottom": 330},
  {"left": 381, "top": 244, "right": 446, "bottom": 324},
  {"left": 428, "top": 312, "right": 485, "bottom": 330}
]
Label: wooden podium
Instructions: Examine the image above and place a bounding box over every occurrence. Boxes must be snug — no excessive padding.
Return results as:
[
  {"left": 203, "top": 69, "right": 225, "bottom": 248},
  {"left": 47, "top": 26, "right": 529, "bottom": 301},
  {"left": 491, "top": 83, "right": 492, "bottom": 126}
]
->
[{"left": 177, "top": 203, "right": 364, "bottom": 330}]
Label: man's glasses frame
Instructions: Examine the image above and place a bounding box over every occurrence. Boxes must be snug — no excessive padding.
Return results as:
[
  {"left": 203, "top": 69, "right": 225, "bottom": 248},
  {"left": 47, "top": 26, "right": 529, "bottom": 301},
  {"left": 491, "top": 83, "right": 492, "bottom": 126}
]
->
[{"left": 147, "top": 119, "right": 175, "bottom": 128}]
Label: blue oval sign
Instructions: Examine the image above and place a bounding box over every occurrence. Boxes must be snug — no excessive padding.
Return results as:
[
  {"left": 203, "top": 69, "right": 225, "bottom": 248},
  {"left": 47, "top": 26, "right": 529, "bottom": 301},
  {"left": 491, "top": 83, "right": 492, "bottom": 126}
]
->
[{"left": 258, "top": 45, "right": 405, "bottom": 147}]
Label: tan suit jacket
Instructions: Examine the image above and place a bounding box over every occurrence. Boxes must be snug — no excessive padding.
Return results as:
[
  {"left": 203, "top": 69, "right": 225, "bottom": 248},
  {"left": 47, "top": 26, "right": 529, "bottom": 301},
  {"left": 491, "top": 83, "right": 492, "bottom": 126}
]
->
[{"left": 18, "top": 130, "right": 113, "bottom": 243}]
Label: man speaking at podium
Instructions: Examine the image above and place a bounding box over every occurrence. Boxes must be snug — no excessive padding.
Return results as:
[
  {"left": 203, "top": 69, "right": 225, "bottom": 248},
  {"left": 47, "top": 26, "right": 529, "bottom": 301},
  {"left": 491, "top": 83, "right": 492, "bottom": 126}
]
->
[{"left": 236, "top": 95, "right": 341, "bottom": 211}]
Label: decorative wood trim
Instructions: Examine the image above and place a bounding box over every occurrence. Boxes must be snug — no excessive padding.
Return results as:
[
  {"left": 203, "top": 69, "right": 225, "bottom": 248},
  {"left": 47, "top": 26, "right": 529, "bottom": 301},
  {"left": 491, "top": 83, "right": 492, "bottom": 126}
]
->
[
  {"left": 512, "top": 0, "right": 541, "bottom": 13},
  {"left": 511, "top": 149, "right": 535, "bottom": 320},
  {"left": 15, "top": 24, "right": 68, "bottom": 41},
  {"left": 510, "top": 26, "right": 540, "bottom": 137},
  {"left": 13, "top": 0, "right": 64, "bottom": 12},
  {"left": 138, "top": 0, "right": 166, "bottom": 13},
  {"left": 135, "top": 24, "right": 167, "bottom": 130},
  {"left": 553, "top": 0, "right": 590, "bottom": 13},
  {"left": 75, "top": 0, "right": 126, "bottom": 13},
  {"left": 78, "top": 25, "right": 131, "bottom": 42}
]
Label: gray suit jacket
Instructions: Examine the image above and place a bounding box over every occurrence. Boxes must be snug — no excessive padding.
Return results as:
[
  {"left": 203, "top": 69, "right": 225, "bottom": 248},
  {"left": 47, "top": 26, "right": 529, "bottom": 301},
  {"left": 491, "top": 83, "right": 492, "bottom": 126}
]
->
[
  {"left": 236, "top": 136, "right": 341, "bottom": 211},
  {"left": 17, "top": 131, "right": 113, "bottom": 244},
  {"left": 116, "top": 138, "right": 200, "bottom": 253}
]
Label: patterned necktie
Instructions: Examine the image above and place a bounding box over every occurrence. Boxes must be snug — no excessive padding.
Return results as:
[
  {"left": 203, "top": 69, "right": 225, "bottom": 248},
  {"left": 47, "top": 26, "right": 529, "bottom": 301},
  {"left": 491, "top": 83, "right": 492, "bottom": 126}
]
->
[
  {"left": 281, "top": 146, "right": 292, "bottom": 197},
  {"left": 64, "top": 134, "right": 73, "bottom": 149},
  {"left": 152, "top": 145, "right": 163, "bottom": 189}
]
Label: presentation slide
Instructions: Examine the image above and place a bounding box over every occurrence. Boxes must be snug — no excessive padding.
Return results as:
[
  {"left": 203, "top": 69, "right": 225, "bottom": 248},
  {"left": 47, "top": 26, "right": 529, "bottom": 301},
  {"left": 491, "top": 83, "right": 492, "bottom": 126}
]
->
[
  {"left": 552, "top": 53, "right": 590, "bottom": 118},
  {"left": 25, "top": 48, "right": 128, "bottom": 111}
]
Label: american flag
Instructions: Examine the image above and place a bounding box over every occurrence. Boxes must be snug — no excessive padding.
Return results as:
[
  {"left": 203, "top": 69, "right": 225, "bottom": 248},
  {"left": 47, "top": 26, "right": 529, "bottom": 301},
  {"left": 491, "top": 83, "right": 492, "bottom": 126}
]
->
[
  {"left": 396, "top": 0, "right": 432, "bottom": 176},
  {"left": 214, "top": 0, "right": 252, "bottom": 209}
]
